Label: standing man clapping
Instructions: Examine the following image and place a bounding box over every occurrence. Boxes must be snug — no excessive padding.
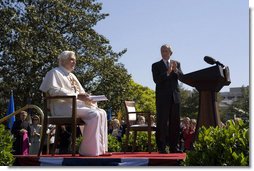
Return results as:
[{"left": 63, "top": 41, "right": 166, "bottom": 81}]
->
[{"left": 152, "top": 44, "right": 183, "bottom": 153}]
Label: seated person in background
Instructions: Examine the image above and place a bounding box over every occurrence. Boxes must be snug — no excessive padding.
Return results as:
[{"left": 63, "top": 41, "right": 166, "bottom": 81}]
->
[
  {"left": 29, "top": 115, "right": 42, "bottom": 155},
  {"left": 11, "top": 111, "right": 31, "bottom": 155},
  {"left": 39, "top": 51, "right": 109, "bottom": 156}
]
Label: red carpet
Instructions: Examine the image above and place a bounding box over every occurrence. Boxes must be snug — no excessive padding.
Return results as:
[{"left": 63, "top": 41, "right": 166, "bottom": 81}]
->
[{"left": 14, "top": 152, "right": 186, "bottom": 166}]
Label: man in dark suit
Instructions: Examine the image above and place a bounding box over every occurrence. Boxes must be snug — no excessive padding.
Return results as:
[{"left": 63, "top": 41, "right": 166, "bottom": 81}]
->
[{"left": 152, "top": 44, "right": 183, "bottom": 153}]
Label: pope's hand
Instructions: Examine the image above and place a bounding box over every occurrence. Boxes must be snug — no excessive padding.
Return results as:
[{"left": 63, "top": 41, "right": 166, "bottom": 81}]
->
[{"left": 78, "top": 93, "right": 95, "bottom": 103}]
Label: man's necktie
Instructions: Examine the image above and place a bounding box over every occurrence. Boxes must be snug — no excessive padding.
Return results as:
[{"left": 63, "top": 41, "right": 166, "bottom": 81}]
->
[{"left": 166, "top": 61, "right": 170, "bottom": 69}]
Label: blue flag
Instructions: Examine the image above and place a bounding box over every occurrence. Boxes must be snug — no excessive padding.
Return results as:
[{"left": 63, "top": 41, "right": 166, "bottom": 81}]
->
[{"left": 5, "top": 91, "right": 15, "bottom": 129}]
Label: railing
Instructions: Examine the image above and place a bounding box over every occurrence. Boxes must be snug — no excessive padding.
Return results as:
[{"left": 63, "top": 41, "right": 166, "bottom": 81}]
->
[
  {"left": 0, "top": 104, "right": 44, "bottom": 124},
  {"left": 0, "top": 104, "right": 45, "bottom": 152}
]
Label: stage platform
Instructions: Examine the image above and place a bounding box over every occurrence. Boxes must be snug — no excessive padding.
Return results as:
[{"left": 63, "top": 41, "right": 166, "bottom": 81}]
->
[{"left": 14, "top": 152, "right": 186, "bottom": 166}]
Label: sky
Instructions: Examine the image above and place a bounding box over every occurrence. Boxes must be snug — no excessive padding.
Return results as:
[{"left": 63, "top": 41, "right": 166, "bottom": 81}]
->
[{"left": 94, "top": 0, "right": 249, "bottom": 92}]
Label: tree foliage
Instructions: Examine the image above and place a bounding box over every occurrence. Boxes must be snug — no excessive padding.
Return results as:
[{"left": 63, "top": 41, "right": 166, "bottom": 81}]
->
[
  {"left": 0, "top": 0, "right": 130, "bottom": 113},
  {"left": 180, "top": 86, "right": 199, "bottom": 119},
  {"left": 126, "top": 80, "right": 156, "bottom": 114},
  {"left": 222, "top": 86, "right": 249, "bottom": 121}
]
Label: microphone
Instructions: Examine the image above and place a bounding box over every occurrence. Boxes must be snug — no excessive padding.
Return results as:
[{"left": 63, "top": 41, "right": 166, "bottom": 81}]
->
[
  {"left": 204, "top": 56, "right": 225, "bottom": 67},
  {"left": 204, "top": 56, "right": 216, "bottom": 65}
]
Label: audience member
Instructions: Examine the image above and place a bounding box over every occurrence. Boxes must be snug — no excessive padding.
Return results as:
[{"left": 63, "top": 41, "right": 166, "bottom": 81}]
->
[
  {"left": 11, "top": 111, "right": 31, "bottom": 155},
  {"left": 29, "top": 115, "right": 42, "bottom": 154}
]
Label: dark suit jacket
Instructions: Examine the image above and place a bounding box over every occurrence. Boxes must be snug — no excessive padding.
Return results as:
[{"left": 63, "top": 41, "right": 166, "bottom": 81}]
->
[{"left": 152, "top": 59, "right": 183, "bottom": 104}]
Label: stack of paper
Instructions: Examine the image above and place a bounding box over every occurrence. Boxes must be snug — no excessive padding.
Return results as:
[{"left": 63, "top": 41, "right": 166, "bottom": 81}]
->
[{"left": 89, "top": 95, "right": 108, "bottom": 102}]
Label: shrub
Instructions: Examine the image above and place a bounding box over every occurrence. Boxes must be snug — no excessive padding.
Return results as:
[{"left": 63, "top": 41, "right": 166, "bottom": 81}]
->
[
  {"left": 0, "top": 124, "right": 14, "bottom": 166},
  {"left": 108, "top": 134, "right": 121, "bottom": 152},
  {"left": 184, "top": 119, "right": 249, "bottom": 166},
  {"left": 76, "top": 132, "right": 157, "bottom": 153},
  {"left": 75, "top": 134, "right": 122, "bottom": 152},
  {"left": 121, "top": 132, "right": 157, "bottom": 152}
]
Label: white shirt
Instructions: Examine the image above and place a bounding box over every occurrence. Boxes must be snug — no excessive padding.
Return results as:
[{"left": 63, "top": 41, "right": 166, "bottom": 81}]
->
[{"left": 162, "top": 59, "right": 171, "bottom": 68}]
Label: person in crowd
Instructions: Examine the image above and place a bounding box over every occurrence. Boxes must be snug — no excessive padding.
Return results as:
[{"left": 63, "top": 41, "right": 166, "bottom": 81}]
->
[
  {"left": 152, "top": 44, "right": 183, "bottom": 153},
  {"left": 11, "top": 111, "right": 31, "bottom": 155},
  {"left": 111, "top": 118, "right": 123, "bottom": 141},
  {"left": 179, "top": 117, "right": 190, "bottom": 151},
  {"left": 137, "top": 116, "right": 146, "bottom": 125},
  {"left": 183, "top": 118, "right": 196, "bottom": 151},
  {"left": 42, "top": 124, "right": 56, "bottom": 154},
  {"left": 108, "top": 118, "right": 114, "bottom": 135},
  {"left": 181, "top": 117, "right": 190, "bottom": 130},
  {"left": 39, "top": 50, "right": 110, "bottom": 156},
  {"left": 120, "top": 120, "right": 126, "bottom": 137},
  {"left": 29, "top": 115, "right": 42, "bottom": 154},
  {"left": 150, "top": 115, "right": 156, "bottom": 127},
  {"left": 59, "top": 126, "right": 71, "bottom": 154},
  {"left": 190, "top": 119, "right": 196, "bottom": 132}
]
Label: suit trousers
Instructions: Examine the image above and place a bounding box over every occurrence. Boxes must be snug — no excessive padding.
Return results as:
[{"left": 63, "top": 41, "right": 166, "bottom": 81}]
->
[{"left": 156, "top": 95, "right": 180, "bottom": 152}]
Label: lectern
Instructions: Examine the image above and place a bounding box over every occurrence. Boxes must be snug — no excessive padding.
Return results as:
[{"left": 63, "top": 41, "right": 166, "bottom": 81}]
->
[{"left": 181, "top": 65, "right": 231, "bottom": 132}]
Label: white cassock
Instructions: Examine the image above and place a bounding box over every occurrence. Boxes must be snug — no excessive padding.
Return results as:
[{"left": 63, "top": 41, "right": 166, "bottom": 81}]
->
[{"left": 39, "top": 66, "right": 108, "bottom": 156}]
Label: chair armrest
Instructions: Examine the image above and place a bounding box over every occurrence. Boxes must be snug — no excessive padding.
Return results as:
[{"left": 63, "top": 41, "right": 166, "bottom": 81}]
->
[{"left": 127, "top": 111, "right": 151, "bottom": 115}]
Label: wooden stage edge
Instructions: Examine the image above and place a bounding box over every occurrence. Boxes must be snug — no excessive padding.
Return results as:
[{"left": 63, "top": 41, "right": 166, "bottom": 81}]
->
[{"left": 13, "top": 152, "right": 186, "bottom": 166}]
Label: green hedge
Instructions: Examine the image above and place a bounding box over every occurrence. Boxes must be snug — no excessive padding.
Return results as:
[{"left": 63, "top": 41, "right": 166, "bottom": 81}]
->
[
  {"left": 0, "top": 124, "right": 14, "bottom": 166},
  {"left": 77, "top": 132, "right": 157, "bottom": 153},
  {"left": 108, "top": 134, "right": 122, "bottom": 152},
  {"left": 184, "top": 119, "right": 249, "bottom": 166},
  {"left": 120, "top": 132, "right": 157, "bottom": 152}
]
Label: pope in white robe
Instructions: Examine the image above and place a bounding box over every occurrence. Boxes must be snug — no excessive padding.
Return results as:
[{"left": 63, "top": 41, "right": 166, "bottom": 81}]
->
[{"left": 39, "top": 51, "right": 108, "bottom": 156}]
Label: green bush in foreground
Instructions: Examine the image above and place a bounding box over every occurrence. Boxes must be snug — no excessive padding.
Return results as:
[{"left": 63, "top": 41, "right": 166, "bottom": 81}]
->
[
  {"left": 108, "top": 134, "right": 122, "bottom": 152},
  {"left": 0, "top": 124, "right": 14, "bottom": 166},
  {"left": 121, "top": 132, "right": 157, "bottom": 152},
  {"left": 184, "top": 119, "right": 249, "bottom": 166},
  {"left": 77, "top": 132, "right": 157, "bottom": 153}
]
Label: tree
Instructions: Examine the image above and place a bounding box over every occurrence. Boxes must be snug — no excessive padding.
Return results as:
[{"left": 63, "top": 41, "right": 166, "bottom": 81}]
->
[
  {"left": 93, "top": 57, "right": 131, "bottom": 114},
  {"left": 0, "top": 0, "right": 130, "bottom": 113},
  {"left": 125, "top": 79, "right": 156, "bottom": 114},
  {"left": 222, "top": 86, "right": 249, "bottom": 121},
  {"left": 180, "top": 85, "right": 199, "bottom": 119}
]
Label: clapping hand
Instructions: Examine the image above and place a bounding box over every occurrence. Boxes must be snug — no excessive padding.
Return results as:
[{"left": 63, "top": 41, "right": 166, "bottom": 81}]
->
[
  {"left": 167, "top": 61, "right": 177, "bottom": 74},
  {"left": 171, "top": 61, "right": 177, "bottom": 71}
]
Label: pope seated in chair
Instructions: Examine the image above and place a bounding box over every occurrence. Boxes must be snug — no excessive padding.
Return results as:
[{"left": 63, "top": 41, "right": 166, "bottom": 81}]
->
[{"left": 39, "top": 50, "right": 109, "bottom": 156}]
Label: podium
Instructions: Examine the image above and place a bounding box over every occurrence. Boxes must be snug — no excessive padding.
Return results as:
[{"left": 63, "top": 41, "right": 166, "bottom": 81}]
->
[{"left": 181, "top": 65, "right": 231, "bottom": 131}]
